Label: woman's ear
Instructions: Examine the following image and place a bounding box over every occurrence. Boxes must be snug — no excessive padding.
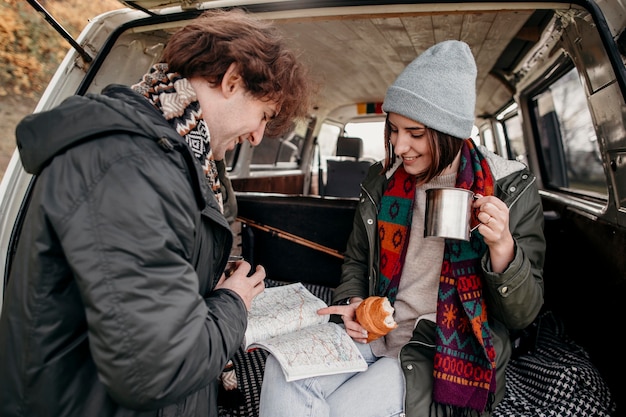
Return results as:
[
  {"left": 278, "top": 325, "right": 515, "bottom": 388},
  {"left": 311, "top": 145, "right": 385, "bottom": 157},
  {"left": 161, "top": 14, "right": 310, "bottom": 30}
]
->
[{"left": 221, "top": 62, "right": 242, "bottom": 97}]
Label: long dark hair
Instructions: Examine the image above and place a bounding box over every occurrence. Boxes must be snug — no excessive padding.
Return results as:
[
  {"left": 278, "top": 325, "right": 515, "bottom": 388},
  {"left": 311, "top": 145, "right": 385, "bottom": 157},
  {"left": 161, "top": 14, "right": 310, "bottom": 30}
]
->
[{"left": 381, "top": 115, "right": 464, "bottom": 184}]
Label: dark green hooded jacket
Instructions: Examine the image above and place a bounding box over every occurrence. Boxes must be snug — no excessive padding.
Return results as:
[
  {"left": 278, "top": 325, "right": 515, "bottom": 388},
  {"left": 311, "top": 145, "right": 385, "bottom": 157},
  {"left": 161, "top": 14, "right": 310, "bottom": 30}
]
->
[
  {"left": 333, "top": 149, "right": 545, "bottom": 416},
  {"left": 0, "top": 85, "right": 244, "bottom": 417}
]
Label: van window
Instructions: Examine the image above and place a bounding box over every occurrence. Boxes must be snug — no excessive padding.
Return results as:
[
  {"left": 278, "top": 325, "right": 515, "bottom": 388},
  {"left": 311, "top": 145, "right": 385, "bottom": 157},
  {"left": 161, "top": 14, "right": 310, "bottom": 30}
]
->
[
  {"left": 493, "top": 103, "right": 529, "bottom": 167},
  {"left": 480, "top": 126, "right": 497, "bottom": 154},
  {"left": 344, "top": 121, "right": 385, "bottom": 162},
  {"left": 250, "top": 131, "right": 303, "bottom": 165},
  {"left": 225, "top": 119, "right": 309, "bottom": 171},
  {"left": 317, "top": 123, "right": 342, "bottom": 164},
  {"left": 530, "top": 67, "right": 607, "bottom": 197},
  {"left": 501, "top": 113, "right": 527, "bottom": 164},
  {"left": 316, "top": 120, "right": 385, "bottom": 168}
]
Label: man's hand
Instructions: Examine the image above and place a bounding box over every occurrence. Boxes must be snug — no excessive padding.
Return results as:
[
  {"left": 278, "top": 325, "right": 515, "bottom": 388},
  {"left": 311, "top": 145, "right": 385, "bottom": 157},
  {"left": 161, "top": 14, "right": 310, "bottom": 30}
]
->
[{"left": 216, "top": 260, "right": 265, "bottom": 310}]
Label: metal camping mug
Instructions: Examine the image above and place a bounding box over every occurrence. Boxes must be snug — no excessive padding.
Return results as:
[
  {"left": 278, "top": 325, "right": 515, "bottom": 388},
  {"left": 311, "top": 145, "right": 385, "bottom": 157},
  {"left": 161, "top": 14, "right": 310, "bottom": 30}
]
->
[
  {"left": 424, "top": 187, "right": 478, "bottom": 241},
  {"left": 225, "top": 255, "right": 244, "bottom": 277}
]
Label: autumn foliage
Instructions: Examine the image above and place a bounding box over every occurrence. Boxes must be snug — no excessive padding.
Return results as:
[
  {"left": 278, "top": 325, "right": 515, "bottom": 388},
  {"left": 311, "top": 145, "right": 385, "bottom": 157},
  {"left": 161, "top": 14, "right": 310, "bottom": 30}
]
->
[{"left": 0, "top": 0, "right": 121, "bottom": 98}]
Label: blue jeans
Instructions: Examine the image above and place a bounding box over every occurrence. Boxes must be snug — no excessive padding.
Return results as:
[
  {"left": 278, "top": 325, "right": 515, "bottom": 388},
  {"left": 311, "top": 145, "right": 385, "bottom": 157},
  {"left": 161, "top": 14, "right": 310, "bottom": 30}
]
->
[{"left": 259, "top": 342, "right": 405, "bottom": 417}]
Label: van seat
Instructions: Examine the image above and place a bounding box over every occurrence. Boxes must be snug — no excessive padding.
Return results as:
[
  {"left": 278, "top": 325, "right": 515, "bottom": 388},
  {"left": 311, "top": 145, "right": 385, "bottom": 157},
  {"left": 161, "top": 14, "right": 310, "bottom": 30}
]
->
[{"left": 323, "top": 136, "right": 372, "bottom": 198}]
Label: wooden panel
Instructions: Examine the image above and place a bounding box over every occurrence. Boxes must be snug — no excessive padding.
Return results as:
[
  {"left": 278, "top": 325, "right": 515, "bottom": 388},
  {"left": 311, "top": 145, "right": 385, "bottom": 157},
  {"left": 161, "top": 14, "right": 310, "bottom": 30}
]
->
[
  {"left": 236, "top": 194, "right": 359, "bottom": 287},
  {"left": 346, "top": 18, "right": 404, "bottom": 86},
  {"left": 432, "top": 13, "right": 464, "bottom": 43},
  {"left": 403, "top": 15, "right": 436, "bottom": 56},
  {"left": 232, "top": 174, "right": 305, "bottom": 194},
  {"left": 372, "top": 17, "right": 418, "bottom": 64}
]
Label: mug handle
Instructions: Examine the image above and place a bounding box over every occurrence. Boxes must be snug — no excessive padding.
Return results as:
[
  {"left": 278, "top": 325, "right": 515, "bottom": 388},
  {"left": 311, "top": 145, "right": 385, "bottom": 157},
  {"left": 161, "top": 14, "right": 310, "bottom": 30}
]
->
[{"left": 469, "top": 193, "right": 482, "bottom": 232}]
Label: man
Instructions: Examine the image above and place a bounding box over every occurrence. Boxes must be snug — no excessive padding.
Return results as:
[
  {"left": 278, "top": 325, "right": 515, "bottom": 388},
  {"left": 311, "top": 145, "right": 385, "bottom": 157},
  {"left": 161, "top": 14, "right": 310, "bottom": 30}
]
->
[{"left": 0, "top": 8, "right": 312, "bottom": 417}]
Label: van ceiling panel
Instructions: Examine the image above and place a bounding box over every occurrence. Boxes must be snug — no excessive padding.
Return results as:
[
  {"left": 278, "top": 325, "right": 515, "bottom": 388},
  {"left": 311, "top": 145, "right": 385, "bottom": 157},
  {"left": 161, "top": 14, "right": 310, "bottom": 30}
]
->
[
  {"left": 272, "top": 9, "right": 542, "bottom": 119},
  {"left": 95, "top": 3, "right": 554, "bottom": 121}
]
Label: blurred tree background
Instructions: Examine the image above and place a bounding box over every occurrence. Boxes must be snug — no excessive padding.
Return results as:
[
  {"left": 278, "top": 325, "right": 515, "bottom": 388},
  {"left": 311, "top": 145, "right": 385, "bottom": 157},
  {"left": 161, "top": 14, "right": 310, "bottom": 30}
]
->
[
  {"left": 0, "top": 0, "right": 121, "bottom": 97},
  {"left": 0, "top": 0, "right": 121, "bottom": 179}
]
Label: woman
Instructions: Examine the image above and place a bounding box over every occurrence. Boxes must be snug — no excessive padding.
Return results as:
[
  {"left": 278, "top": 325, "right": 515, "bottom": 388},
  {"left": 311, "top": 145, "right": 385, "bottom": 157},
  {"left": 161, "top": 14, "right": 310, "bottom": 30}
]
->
[{"left": 259, "top": 40, "right": 544, "bottom": 417}]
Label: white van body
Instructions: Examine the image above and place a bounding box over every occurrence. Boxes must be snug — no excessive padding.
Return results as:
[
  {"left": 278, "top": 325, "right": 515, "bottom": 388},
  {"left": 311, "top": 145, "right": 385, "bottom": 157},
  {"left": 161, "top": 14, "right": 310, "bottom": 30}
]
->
[{"left": 1, "top": 1, "right": 625, "bottom": 415}]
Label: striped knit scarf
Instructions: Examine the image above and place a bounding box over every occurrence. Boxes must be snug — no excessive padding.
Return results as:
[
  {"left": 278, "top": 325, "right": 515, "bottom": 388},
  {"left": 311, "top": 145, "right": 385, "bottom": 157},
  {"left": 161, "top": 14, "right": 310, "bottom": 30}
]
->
[
  {"left": 378, "top": 139, "right": 496, "bottom": 415},
  {"left": 131, "top": 64, "right": 234, "bottom": 390},
  {"left": 131, "top": 63, "right": 223, "bottom": 213}
]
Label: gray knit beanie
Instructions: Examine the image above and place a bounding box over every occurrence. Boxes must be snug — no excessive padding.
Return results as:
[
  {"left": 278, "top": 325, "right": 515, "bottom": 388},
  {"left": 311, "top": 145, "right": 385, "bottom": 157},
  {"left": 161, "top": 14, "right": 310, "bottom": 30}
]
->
[{"left": 382, "top": 40, "right": 476, "bottom": 139}]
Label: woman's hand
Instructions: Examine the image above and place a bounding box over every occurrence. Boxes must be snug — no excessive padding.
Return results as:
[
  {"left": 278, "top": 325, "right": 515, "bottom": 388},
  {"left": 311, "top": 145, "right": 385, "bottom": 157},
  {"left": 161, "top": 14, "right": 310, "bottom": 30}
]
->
[
  {"left": 473, "top": 195, "right": 514, "bottom": 273},
  {"left": 215, "top": 260, "right": 266, "bottom": 310},
  {"left": 318, "top": 298, "right": 369, "bottom": 343}
]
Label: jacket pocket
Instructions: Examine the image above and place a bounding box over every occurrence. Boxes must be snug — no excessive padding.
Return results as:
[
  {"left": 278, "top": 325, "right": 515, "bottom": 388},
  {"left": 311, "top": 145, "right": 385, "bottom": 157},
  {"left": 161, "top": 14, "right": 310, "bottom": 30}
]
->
[{"left": 400, "top": 319, "right": 436, "bottom": 417}]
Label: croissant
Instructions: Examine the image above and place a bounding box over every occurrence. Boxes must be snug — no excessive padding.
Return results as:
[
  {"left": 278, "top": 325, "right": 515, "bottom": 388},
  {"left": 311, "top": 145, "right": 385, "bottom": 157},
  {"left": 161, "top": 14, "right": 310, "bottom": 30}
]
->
[{"left": 355, "top": 296, "right": 397, "bottom": 342}]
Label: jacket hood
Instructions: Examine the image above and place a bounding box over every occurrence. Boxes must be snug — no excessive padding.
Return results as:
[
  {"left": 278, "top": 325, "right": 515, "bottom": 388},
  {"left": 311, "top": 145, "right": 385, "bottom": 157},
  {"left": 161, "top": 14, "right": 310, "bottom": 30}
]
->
[{"left": 16, "top": 85, "right": 181, "bottom": 175}]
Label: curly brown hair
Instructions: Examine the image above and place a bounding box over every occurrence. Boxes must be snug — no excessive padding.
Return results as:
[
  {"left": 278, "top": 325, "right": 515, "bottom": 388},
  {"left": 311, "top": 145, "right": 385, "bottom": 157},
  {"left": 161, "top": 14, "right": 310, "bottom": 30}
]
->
[{"left": 162, "top": 8, "right": 313, "bottom": 136}]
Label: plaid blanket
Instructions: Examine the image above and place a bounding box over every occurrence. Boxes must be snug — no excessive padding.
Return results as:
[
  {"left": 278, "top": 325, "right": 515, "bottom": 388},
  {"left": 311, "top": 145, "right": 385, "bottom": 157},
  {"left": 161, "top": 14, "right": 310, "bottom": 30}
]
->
[{"left": 494, "top": 311, "right": 615, "bottom": 416}]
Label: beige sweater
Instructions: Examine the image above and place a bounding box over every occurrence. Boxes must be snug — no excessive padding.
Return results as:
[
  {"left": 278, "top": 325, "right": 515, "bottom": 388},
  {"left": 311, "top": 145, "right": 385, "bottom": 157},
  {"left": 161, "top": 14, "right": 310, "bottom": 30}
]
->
[{"left": 371, "top": 173, "right": 456, "bottom": 358}]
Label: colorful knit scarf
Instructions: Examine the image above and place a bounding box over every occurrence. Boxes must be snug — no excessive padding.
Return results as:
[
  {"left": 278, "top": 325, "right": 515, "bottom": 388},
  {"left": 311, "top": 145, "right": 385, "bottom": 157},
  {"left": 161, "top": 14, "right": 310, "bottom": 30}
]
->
[
  {"left": 131, "top": 63, "right": 223, "bottom": 213},
  {"left": 377, "top": 168, "right": 416, "bottom": 302},
  {"left": 378, "top": 139, "right": 496, "bottom": 415}
]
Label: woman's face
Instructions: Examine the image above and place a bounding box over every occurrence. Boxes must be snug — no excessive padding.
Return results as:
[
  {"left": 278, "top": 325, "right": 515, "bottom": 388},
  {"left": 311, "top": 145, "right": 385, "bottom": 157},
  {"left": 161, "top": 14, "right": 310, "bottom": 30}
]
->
[{"left": 388, "top": 112, "right": 431, "bottom": 176}]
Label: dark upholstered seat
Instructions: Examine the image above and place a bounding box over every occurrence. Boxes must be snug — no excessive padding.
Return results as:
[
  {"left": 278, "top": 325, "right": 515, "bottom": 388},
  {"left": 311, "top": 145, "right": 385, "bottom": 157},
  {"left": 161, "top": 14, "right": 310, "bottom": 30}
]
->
[{"left": 323, "top": 136, "right": 372, "bottom": 198}]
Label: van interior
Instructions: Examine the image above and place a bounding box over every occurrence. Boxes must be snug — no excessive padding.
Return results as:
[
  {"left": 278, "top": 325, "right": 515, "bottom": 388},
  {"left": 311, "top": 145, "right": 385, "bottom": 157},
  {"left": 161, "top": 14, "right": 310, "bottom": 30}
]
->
[{"left": 1, "top": 1, "right": 625, "bottom": 416}]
